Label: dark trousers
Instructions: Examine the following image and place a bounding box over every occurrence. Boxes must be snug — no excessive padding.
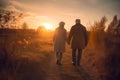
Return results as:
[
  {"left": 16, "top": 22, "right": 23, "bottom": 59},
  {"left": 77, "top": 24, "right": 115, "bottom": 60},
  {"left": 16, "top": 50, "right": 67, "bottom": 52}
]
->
[{"left": 72, "top": 48, "right": 82, "bottom": 65}]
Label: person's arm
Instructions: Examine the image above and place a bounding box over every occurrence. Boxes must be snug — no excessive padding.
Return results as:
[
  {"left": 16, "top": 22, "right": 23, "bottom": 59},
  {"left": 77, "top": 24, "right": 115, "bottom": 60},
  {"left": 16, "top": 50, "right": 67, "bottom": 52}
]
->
[
  {"left": 53, "top": 29, "right": 57, "bottom": 42},
  {"left": 67, "top": 27, "right": 73, "bottom": 45},
  {"left": 65, "top": 29, "right": 67, "bottom": 42}
]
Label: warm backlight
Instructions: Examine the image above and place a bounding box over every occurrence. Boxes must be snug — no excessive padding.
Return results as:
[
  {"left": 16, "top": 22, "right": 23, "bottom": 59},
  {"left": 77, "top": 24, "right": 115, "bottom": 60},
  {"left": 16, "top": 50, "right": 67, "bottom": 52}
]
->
[{"left": 43, "top": 23, "right": 53, "bottom": 30}]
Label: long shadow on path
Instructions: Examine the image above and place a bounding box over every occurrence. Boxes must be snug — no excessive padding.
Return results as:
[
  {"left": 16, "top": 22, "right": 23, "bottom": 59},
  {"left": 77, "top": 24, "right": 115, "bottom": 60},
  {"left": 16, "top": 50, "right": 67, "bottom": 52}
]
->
[
  {"left": 45, "top": 52, "right": 93, "bottom": 80},
  {"left": 75, "top": 66, "right": 93, "bottom": 80}
]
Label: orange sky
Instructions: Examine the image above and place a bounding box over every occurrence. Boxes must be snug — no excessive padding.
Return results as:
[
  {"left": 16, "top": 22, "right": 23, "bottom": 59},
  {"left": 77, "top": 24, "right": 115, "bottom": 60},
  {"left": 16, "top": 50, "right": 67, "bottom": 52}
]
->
[{"left": 0, "top": 0, "right": 120, "bottom": 30}]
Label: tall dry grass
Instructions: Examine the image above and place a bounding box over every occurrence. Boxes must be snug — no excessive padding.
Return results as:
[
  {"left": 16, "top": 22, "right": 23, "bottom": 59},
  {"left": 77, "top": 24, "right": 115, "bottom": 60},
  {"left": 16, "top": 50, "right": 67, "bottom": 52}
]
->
[
  {"left": 0, "top": 29, "right": 53, "bottom": 80},
  {"left": 82, "top": 16, "right": 120, "bottom": 80}
]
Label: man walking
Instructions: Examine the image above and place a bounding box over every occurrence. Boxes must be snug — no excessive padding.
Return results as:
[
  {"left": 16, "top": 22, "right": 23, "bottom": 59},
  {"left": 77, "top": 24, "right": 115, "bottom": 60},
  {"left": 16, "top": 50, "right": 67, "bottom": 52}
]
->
[{"left": 67, "top": 19, "right": 88, "bottom": 66}]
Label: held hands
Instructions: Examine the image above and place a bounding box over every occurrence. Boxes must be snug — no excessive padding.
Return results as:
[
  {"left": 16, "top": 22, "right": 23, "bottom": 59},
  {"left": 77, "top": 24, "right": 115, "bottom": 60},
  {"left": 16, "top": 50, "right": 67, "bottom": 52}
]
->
[{"left": 67, "top": 39, "right": 70, "bottom": 45}]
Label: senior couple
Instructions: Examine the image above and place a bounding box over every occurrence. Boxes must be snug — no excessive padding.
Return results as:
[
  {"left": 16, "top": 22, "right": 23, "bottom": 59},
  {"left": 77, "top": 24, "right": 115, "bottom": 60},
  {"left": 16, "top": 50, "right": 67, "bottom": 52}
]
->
[{"left": 53, "top": 19, "right": 88, "bottom": 66}]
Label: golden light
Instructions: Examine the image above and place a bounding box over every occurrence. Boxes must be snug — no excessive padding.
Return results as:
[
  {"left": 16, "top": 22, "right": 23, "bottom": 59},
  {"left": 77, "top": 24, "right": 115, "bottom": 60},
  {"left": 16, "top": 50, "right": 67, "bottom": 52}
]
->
[{"left": 43, "top": 23, "right": 53, "bottom": 30}]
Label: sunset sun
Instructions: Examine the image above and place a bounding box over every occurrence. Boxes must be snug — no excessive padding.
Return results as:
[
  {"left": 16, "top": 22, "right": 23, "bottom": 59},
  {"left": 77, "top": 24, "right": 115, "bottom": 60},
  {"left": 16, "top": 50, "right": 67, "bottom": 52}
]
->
[{"left": 43, "top": 23, "right": 53, "bottom": 30}]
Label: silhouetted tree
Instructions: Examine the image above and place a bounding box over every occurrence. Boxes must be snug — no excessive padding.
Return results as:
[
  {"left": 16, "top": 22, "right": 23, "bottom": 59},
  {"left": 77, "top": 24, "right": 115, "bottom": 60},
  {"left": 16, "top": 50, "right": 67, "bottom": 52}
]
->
[
  {"left": 106, "top": 15, "right": 120, "bottom": 45},
  {"left": 117, "top": 20, "right": 120, "bottom": 34},
  {"left": 90, "top": 16, "right": 107, "bottom": 32},
  {"left": 37, "top": 26, "right": 45, "bottom": 33},
  {"left": 107, "top": 15, "right": 119, "bottom": 34},
  {"left": 22, "top": 22, "right": 28, "bottom": 29},
  {"left": 0, "top": 9, "right": 23, "bottom": 29},
  {"left": 89, "top": 16, "right": 107, "bottom": 49}
]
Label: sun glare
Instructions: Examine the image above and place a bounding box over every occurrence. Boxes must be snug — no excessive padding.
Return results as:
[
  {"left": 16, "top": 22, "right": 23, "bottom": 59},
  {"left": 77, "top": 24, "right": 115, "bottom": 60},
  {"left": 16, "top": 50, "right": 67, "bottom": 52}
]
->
[{"left": 43, "top": 23, "right": 53, "bottom": 30}]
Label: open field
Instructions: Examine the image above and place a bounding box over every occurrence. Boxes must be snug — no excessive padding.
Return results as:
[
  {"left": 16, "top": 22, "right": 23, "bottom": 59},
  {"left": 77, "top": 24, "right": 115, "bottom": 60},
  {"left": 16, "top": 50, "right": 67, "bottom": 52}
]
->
[{"left": 0, "top": 29, "right": 120, "bottom": 80}]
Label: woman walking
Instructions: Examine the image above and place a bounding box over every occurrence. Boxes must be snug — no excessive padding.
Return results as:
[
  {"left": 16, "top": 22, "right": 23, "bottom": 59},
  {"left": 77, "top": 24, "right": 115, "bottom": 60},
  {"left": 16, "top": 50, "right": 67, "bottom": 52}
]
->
[{"left": 53, "top": 21, "right": 67, "bottom": 65}]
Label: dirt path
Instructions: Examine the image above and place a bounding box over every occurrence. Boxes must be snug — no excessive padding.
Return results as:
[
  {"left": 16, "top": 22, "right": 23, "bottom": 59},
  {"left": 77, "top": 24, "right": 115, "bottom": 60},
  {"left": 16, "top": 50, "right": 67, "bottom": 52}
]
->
[
  {"left": 13, "top": 43, "right": 93, "bottom": 80},
  {"left": 44, "top": 50, "right": 93, "bottom": 80}
]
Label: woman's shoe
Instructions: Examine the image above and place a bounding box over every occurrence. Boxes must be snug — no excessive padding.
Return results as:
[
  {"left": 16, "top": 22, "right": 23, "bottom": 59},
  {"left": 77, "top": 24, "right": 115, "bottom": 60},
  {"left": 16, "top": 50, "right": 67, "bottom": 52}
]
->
[{"left": 72, "top": 62, "right": 76, "bottom": 66}]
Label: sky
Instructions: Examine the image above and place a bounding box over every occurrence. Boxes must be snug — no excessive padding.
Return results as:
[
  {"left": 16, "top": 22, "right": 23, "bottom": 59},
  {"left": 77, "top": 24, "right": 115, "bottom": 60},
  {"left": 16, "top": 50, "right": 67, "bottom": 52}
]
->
[{"left": 0, "top": 0, "right": 120, "bottom": 30}]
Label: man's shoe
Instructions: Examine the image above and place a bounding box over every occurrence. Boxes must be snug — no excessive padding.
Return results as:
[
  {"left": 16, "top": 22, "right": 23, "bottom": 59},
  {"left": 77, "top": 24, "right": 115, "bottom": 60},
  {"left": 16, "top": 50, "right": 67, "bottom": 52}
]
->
[
  {"left": 58, "top": 63, "right": 62, "bottom": 65},
  {"left": 56, "top": 60, "right": 62, "bottom": 65},
  {"left": 77, "top": 62, "right": 80, "bottom": 66},
  {"left": 77, "top": 64, "right": 80, "bottom": 66}
]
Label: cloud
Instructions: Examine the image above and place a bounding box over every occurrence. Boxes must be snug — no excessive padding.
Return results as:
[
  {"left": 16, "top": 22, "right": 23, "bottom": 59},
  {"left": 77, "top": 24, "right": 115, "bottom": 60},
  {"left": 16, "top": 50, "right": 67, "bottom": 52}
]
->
[
  {"left": 0, "top": 0, "right": 22, "bottom": 12},
  {"left": 1, "top": 0, "right": 118, "bottom": 29},
  {"left": 0, "top": 0, "right": 9, "bottom": 8}
]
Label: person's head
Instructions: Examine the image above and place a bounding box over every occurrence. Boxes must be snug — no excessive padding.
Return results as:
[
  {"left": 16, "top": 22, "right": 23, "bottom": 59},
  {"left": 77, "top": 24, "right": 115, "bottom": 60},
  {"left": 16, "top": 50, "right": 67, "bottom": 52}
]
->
[
  {"left": 59, "top": 21, "right": 65, "bottom": 28},
  {"left": 75, "top": 19, "right": 81, "bottom": 24}
]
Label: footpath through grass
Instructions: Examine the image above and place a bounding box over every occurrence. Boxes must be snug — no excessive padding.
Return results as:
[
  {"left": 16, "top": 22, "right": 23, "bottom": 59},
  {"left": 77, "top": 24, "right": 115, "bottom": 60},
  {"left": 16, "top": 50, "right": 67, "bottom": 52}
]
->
[{"left": 0, "top": 37, "right": 93, "bottom": 80}]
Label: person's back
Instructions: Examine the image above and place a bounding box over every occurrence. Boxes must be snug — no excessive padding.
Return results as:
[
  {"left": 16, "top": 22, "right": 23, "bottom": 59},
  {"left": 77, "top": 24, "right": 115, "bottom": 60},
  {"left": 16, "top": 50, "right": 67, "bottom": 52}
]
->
[
  {"left": 54, "top": 27, "right": 66, "bottom": 43},
  {"left": 68, "top": 22, "right": 88, "bottom": 49},
  {"left": 67, "top": 19, "right": 88, "bottom": 66},
  {"left": 53, "top": 21, "right": 67, "bottom": 65}
]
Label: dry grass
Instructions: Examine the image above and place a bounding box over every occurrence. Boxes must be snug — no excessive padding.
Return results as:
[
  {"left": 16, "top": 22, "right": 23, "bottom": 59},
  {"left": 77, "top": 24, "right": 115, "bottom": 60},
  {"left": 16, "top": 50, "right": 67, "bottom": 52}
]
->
[
  {"left": 0, "top": 29, "right": 53, "bottom": 80},
  {"left": 0, "top": 28, "right": 120, "bottom": 80},
  {"left": 81, "top": 20, "right": 120, "bottom": 80}
]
